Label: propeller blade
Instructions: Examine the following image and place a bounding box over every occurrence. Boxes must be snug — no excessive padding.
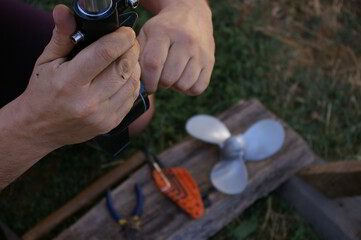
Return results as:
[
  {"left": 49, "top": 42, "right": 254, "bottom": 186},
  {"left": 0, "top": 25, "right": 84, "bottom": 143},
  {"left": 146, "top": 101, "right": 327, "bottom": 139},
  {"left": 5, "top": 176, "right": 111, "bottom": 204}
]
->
[
  {"left": 210, "top": 157, "right": 248, "bottom": 195},
  {"left": 186, "top": 115, "right": 231, "bottom": 145},
  {"left": 243, "top": 119, "right": 285, "bottom": 161}
]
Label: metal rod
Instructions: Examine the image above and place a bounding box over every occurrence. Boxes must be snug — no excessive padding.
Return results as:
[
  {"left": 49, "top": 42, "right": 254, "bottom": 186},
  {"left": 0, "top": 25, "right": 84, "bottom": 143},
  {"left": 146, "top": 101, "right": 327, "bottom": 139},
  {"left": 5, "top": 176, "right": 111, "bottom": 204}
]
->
[{"left": 78, "top": 0, "right": 112, "bottom": 13}]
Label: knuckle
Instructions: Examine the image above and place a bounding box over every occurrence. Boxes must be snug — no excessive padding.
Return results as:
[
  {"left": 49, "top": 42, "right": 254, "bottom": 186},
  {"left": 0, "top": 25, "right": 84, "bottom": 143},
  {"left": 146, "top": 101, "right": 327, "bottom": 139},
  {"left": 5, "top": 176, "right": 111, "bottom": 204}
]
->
[
  {"left": 175, "top": 81, "right": 191, "bottom": 91},
  {"left": 143, "top": 22, "right": 161, "bottom": 35},
  {"left": 143, "top": 53, "right": 163, "bottom": 71},
  {"left": 190, "top": 81, "right": 209, "bottom": 96},
  {"left": 90, "top": 114, "right": 105, "bottom": 129},
  {"left": 160, "top": 76, "right": 175, "bottom": 88},
  {"left": 50, "top": 75, "right": 67, "bottom": 94},
  {"left": 51, "top": 28, "right": 64, "bottom": 49},
  {"left": 52, "top": 80, "right": 65, "bottom": 94},
  {"left": 50, "top": 60, "right": 63, "bottom": 71},
  {"left": 97, "top": 118, "right": 115, "bottom": 135},
  {"left": 95, "top": 42, "right": 117, "bottom": 63},
  {"left": 189, "top": 87, "right": 203, "bottom": 96},
  {"left": 117, "top": 27, "right": 136, "bottom": 47},
  {"left": 122, "top": 27, "right": 136, "bottom": 42},
  {"left": 159, "top": 72, "right": 175, "bottom": 88},
  {"left": 181, "top": 33, "right": 197, "bottom": 47}
]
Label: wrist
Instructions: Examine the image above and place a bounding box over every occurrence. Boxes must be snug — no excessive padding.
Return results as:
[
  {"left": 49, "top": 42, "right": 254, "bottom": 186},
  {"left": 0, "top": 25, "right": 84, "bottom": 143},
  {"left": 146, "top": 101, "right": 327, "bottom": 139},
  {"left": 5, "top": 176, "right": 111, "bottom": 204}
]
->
[
  {"left": 142, "top": 0, "right": 211, "bottom": 15},
  {"left": 4, "top": 94, "right": 58, "bottom": 157},
  {"left": 163, "top": 0, "right": 212, "bottom": 21},
  {"left": 158, "top": 0, "right": 194, "bottom": 10},
  {"left": 0, "top": 96, "right": 56, "bottom": 189}
]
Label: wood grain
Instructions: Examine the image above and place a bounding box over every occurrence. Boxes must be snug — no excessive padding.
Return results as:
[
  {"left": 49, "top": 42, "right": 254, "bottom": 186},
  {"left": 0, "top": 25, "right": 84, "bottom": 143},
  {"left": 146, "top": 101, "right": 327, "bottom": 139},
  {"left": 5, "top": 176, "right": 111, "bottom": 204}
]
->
[
  {"left": 23, "top": 152, "right": 146, "bottom": 240},
  {"left": 55, "top": 99, "right": 317, "bottom": 240},
  {"left": 279, "top": 158, "right": 361, "bottom": 240},
  {"left": 335, "top": 197, "right": 361, "bottom": 229},
  {"left": 278, "top": 177, "right": 361, "bottom": 240},
  {"left": 298, "top": 161, "right": 361, "bottom": 198}
]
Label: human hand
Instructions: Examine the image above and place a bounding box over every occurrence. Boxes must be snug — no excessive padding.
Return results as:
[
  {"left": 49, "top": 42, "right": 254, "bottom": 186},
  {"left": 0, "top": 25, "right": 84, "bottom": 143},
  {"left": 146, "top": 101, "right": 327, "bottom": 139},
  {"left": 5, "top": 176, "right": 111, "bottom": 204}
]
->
[
  {"left": 18, "top": 5, "right": 141, "bottom": 150},
  {"left": 138, "top": 0, "right": 215, "bottom": 95}
]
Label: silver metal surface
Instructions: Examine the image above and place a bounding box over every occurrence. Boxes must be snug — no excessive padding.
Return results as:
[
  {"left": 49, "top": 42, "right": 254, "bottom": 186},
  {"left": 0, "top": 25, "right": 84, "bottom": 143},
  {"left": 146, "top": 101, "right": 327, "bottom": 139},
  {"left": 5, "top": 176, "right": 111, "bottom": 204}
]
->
[
  {"left": 186, "top": 115, "right": 231, "bottom": 146},
  {"left": 221, "top": 136, "right": 246, "bottom": 160},
  {"left": 210, "top": 157, "right": 248, "bottom": 195},
  {"left": 186, "top": 114, "right": 285, "bottom": 195},
  {"left": 71, "top": 30, "right": 85, "bottom": 44},
  {"left": 126, "top": 0, "right": 139, "bottom": 8},
  {"left": 78, "top": 0, "right": 112, "bottom": 16},
  {"left": 243, "top": 119, "right": 285, "bottom": 161}
]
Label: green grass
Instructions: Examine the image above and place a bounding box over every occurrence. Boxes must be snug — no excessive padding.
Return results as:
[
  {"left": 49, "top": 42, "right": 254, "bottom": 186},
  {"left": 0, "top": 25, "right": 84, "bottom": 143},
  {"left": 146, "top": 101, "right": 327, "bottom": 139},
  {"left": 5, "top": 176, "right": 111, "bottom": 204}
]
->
[{"left": 1, "top": 0, "right": 360, "bottom": 239}]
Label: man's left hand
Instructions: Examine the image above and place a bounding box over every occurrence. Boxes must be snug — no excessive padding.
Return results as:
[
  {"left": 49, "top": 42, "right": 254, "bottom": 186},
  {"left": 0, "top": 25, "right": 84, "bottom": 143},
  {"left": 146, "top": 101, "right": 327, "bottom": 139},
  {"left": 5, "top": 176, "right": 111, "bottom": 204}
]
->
[{"left": 138, "top": 0, "right": 215, "bottom": 95}]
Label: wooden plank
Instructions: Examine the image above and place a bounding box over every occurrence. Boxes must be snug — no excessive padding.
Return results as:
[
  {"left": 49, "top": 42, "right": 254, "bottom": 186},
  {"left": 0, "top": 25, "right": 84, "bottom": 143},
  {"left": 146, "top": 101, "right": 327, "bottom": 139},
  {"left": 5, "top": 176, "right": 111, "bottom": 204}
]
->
[
  {"left": 278, "top": 177, "right": 361, "bottom": 240},
  {"left": 23, "top": 152, "right": 146, "bottom": 240},
  {"left": 55, "top": 99, "right": 317, "bottom": 240},
  {"left": 335, "top": 197, "right": 361, "bottom": 227},
  {"left": 299, "top": 161, "right": 361, "bottom": 198}
]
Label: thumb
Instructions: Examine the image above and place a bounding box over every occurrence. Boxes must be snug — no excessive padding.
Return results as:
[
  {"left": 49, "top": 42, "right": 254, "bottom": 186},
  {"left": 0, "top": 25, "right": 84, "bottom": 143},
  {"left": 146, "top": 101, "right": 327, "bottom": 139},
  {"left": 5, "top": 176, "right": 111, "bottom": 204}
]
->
[{"left": 37, "top": 5, "right": 76, "bottom": 65}]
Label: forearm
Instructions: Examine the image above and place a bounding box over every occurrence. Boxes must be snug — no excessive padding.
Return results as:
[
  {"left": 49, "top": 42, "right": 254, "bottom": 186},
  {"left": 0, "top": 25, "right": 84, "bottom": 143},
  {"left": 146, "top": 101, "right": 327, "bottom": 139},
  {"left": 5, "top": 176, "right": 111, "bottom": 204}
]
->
[
  {"left": 0, "top": 96, "right": 54, "bottom": 190},
  {"left": 141, "top": 0, "right": 210, "bottom": 15}
]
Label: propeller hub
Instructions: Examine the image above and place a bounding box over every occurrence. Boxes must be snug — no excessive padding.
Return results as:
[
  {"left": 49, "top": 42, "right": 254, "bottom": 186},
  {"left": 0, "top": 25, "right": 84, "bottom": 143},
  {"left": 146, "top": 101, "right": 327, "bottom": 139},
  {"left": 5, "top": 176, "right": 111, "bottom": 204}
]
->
[{"left": 221, "top": 136, "right": 246, "bottom": 160}]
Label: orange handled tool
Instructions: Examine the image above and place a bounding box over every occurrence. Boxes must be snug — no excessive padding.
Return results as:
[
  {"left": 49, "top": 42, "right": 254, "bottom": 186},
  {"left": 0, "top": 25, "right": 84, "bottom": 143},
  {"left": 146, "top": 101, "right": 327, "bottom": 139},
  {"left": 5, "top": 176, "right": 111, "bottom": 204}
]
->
[{"left": 143, "top": 150, "right": 204, "bottom": 219}]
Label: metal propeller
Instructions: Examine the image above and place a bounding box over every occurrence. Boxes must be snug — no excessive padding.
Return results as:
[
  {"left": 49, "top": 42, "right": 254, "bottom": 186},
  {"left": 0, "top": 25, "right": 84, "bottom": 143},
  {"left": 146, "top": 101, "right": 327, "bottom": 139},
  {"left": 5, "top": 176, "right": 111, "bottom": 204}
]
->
[
  {"left": 186, "top": 115, "right": 285, "bottom": 195},
  {"left": 186, "top": 115, "right": 231, "bottom": 146}
]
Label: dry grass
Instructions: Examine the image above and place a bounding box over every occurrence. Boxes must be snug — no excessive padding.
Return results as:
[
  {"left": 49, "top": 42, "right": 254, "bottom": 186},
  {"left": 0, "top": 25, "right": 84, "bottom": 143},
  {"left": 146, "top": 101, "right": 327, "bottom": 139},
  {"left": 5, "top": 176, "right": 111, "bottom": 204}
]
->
[
  {"left": 259, "top": 198, "right": 290, "bottom": 240},
  {"left": 237, "top": 0, "right": 358, "bottom": 94},
  {"left": 239, "top": 0, "right": 361, "bottom": 161},
  {"left": 1, "top": 1, "right": 359, "bottom": 239},
  {"left": 213, "top": 0, "right": 360, "bottom": 239}
]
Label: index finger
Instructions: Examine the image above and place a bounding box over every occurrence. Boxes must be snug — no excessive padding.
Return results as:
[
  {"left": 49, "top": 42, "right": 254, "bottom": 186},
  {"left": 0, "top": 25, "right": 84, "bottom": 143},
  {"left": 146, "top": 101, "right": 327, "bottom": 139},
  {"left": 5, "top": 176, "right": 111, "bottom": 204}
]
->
[{"left": 68, "top": 27, "right": 136, "bottom": 85}]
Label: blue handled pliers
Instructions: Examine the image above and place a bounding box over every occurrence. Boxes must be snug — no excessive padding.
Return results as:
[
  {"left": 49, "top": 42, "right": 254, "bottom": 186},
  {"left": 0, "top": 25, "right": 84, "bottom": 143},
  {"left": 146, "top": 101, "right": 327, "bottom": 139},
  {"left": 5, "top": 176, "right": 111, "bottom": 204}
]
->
[{"left": 105, "top": 184, "right": 145, "bottom": 239}]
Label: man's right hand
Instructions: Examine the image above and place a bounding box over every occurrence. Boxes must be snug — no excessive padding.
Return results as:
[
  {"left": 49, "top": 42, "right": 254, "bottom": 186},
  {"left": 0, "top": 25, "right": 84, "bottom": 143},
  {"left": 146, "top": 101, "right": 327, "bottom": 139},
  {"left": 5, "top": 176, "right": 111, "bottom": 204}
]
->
[{"left": 17, "top": 4, "right": 141, "bottom": 150}]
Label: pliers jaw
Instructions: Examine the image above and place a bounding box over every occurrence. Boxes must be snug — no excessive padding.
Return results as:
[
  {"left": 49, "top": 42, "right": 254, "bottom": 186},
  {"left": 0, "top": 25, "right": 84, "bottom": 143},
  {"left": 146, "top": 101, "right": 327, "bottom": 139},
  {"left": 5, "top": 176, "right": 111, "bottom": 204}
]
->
[{"left": 105, "top": 184, "right": 145, "bottom": 239}]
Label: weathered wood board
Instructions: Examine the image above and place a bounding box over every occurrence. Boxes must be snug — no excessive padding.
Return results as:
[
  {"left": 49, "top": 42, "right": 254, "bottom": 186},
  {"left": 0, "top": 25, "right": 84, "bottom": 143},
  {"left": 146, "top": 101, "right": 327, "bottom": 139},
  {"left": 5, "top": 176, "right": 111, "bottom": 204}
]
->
[
  {"left": 336, "top": 197, "right": 361, "bottom": 228},
  {"left": 278, "top": 177, "right": 361, "bottom": 240},
  {"left": 278, "top": 158, "right": 361, "bottom": 240},
  {"left": 55, "top": 99, "right": 317, "bottom": 240},
  {"left": 299, "top": 160, "right": 361, "bottom": 198},
  {"left": 23, "top": 153, "right": 146, "bottom": 240}
]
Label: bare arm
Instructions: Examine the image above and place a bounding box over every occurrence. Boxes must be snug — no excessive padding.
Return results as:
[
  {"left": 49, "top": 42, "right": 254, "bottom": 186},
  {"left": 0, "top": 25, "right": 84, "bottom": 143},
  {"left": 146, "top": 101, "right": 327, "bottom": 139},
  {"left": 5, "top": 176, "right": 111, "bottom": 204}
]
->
[
  {"left": 0, "top": 96, "right": 53, "bottom": 189},
  {"left": 0, "top": 5, "right": 141, "bottom": 190}
]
